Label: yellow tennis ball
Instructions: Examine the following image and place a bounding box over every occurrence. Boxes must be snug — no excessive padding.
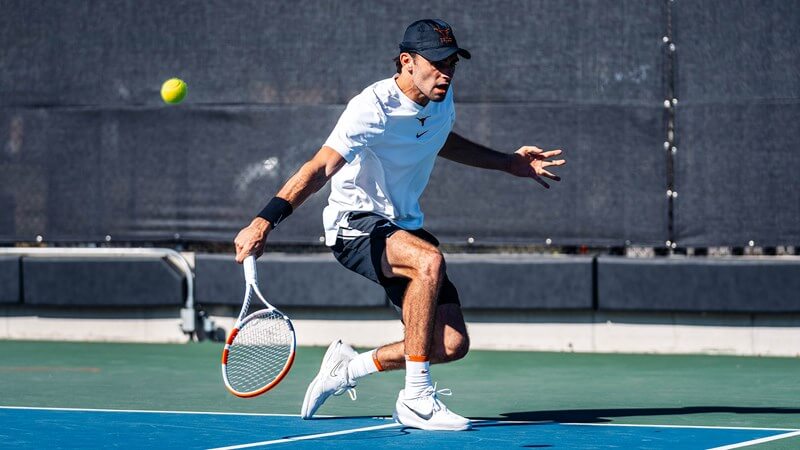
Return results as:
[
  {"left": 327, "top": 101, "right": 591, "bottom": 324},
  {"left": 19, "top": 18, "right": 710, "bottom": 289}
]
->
[{"left": 161, "top": 78, "right": 187, "bottom": 104}]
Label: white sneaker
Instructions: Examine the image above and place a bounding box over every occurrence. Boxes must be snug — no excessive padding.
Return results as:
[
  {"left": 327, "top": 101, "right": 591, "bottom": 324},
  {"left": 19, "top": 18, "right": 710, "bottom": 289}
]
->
[
  {"left": 300, "top": 339, "right": 358, "bottom": 419},
  {"left": 392, "top": 384, "right": 471, "bottom": 431}
]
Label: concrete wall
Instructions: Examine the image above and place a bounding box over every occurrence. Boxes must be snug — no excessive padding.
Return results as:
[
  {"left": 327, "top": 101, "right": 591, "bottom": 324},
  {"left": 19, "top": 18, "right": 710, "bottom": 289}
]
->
[{"left": 0, "top": 252, "right": 798, "bottom": 355}]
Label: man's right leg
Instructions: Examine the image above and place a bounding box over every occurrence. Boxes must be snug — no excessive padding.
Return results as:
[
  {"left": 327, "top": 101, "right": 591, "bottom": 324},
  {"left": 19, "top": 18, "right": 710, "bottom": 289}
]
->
[
  {"left": 379, "top": 231, "right": 471, "bottom": 430},
  {"left": 381, "top": 230, "right": 445, "bottom": 361},
  {"left": 372, "top": 303, "right": 470, "bottom": 370}
]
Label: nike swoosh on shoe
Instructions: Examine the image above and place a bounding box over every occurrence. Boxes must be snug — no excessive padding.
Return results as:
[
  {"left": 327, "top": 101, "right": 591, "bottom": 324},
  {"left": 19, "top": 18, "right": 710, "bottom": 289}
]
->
[
  {"left": 402, "top": 401, "right": 433, "bottom": 421},
  {"left": 330, "top": 360, "right": 345, "bottom": 378}
]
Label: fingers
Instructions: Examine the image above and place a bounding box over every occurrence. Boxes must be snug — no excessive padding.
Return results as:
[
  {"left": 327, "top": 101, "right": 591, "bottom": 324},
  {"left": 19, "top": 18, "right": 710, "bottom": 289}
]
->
[
  {"left": 234, "top": 233, "right": 248, "bottom": 263},
  {"left": 234, "top": 227, "right": 266, "bottom": 263},
  {"left": 529, "top": 171, "right": 550, "bottom": 189},
  {"left": 518, "top": 145, "right": 542, "bottom": 155},
  {"left": 234, "top": 246, "right": 250, "bottom": 264},
  {"left": 518, "top": 146, "right": 564, "bottom": 186},
  {"left": 533, "top": 176, "right": 550, "bottom": 189},
  {"left": 235, "top": 243, "right": 261, "bottom": 263},
  {"left": 518, "top": 147, "right": 563, "bottom": 160},
  {"left": 539, "top": 149, "right": 562, "bottom": 159},
  {"left": 543, "top": 159, "right": 566, "bottom": 168},
  {"left": 540, "top": 169, "right": 561, "bottom": 181}
]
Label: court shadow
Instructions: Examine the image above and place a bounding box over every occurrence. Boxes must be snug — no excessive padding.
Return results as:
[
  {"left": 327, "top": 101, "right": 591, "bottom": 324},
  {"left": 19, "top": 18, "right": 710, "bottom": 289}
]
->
[{"left": 484, "top": 406, "right": 800, "bottom": 423}]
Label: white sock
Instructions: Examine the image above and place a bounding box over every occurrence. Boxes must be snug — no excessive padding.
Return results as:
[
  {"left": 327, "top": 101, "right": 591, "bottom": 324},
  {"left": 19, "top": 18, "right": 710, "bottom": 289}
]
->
[
  {"left": 346, "top": 349, "right": 381, "bottom": 381},
  {"left": 404, "top": 357, "right": 432, "bottom": 399}
]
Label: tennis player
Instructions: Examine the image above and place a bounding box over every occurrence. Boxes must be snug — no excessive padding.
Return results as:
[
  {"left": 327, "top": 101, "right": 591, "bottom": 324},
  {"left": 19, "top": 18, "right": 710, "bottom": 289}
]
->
[{"left": 234, "top": 19, "right": 564, "bottom": 431}]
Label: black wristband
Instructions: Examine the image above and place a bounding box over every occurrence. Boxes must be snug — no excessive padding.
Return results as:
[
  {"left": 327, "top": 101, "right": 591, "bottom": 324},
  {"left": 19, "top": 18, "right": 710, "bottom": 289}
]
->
[{"left": 257, "top": 197, "right": 293, "bottom": 229}]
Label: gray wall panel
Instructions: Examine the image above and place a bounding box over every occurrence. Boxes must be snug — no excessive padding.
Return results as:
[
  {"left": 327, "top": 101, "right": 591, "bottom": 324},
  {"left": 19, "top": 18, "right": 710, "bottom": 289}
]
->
[
  {"left": 0, "top": 256, "right": 21, "bottom": 304},
  {"left": 194, "top": 253, "right": 386, "bottom": 307},
  {"left": 446, "top": 255, "right": 594, "bottom": 309},
  {"left": 196, "top": 253, "right": 593, "bottom": 310},
  {"left": 597, "top": 256, "right": 800, "bottom": 312},
  {"left": 23, "top": 257, "right": 185, "bottom": 306}
]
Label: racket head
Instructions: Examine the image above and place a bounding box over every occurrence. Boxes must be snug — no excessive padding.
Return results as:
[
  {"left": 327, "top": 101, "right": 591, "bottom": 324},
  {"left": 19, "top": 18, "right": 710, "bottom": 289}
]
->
[{"left": 221, "top": 308, "right": 296, "bottom": 398}]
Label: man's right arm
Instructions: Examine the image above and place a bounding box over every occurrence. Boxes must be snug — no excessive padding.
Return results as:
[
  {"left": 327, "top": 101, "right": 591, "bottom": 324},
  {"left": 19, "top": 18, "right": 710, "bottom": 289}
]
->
[{"left": 234, "top": 146, "right": 346, "bottom": 262}]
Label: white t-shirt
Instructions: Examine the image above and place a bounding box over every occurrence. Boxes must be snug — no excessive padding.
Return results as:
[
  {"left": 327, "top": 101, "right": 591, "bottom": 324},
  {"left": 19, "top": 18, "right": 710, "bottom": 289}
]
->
[{"left": 322, "top": 76, "right": 456, "bottom": 245}]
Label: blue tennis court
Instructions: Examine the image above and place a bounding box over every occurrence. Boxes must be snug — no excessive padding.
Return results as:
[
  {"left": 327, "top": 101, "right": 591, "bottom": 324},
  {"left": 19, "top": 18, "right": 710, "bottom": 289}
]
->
[
  {"left": 3, "top": 342, "right": 800, "bottom": 449},
  {"left": 3, "top": 406, "right": 799, "bottom": 449}
]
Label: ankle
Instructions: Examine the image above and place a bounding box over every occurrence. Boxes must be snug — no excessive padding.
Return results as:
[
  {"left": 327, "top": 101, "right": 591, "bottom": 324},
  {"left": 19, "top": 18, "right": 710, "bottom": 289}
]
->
[{"left": 404, "top": 355, "right": 432, "bottom": 398}]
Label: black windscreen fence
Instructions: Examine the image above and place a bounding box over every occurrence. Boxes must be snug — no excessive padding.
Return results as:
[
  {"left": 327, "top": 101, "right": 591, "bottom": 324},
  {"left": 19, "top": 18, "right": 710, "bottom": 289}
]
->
[
  {"left": 672, "top": 0, "right": 800, "bottom": 247},
  {"left": 1, "top": 1, "right": 797, "bottom": 246}
]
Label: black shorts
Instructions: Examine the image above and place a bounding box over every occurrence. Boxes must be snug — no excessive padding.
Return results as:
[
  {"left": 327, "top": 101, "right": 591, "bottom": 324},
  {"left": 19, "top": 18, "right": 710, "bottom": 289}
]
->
[{"left": 331, "top": 212, "right": 460, "bottom": 309}]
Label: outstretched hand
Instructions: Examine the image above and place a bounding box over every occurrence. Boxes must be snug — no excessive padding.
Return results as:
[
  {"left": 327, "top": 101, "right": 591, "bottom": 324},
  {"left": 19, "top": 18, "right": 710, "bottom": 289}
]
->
[{"left": 506, "top": 146, "right": 565, "bottom": 189}]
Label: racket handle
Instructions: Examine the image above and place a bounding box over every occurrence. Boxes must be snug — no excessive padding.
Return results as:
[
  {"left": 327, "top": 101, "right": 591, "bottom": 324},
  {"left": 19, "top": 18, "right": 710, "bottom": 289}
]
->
[{"left": 244, "top": 255, "right": 258, "bottom": 285}]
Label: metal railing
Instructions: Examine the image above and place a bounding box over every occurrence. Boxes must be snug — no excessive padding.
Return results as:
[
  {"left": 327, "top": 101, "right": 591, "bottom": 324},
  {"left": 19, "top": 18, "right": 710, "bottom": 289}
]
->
[{"left": 0, "top": 247, "right": 197, "bottom": 335}]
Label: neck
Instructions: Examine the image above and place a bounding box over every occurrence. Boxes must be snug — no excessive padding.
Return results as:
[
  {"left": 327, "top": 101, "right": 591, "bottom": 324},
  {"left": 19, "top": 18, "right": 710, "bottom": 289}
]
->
[{"left": 395, "top": 72, "right": 429, "bottom": 106}]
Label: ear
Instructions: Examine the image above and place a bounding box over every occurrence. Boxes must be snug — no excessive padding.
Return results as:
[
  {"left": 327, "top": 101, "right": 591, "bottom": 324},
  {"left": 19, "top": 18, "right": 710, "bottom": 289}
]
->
[{"left": 399, "top": 52, "right": 415, "bottom": 74}]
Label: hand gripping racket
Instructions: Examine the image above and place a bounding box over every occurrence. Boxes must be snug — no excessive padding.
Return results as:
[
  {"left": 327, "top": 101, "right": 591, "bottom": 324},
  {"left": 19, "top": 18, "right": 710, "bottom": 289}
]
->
[{"left": 222, "top": 255, "right": 296, "bottom": 397}]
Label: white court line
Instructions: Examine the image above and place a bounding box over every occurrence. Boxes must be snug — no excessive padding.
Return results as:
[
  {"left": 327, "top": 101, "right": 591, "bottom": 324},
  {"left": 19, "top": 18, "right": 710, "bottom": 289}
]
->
[
  {"left": 0, "top": 405, "right": 308, "bottom": 418},
  {"left": 706, "top": 430, "right": 800, "bottom": 450},
  {"left": 5, "top": 407, "right": 798, "bottom": 448},
  {"left": 562, "top": 422, "right": 799, "bottom": 432},
  {"left": 2, "top": 408, "right": 795, "bottom": 432},
  {"left": 207, "top": 423, "right": 403, "bottom": 450}
]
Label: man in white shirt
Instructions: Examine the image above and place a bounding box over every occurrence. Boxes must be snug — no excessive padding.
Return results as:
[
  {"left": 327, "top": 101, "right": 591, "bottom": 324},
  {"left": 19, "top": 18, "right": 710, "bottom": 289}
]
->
[{"left": 234, "top": 19, "right": 565, "bottom": 431}]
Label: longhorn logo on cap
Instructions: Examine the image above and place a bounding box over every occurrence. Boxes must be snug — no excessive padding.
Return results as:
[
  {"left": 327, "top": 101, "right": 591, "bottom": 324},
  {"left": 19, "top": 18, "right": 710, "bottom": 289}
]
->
[{"left": 432, "top": 25, "right": 454, "bottom": 44}]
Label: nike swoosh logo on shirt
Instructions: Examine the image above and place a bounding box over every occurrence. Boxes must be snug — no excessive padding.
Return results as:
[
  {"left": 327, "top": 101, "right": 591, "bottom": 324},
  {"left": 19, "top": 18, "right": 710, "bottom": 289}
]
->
[{"left": 416, "top": 130, "right": 429, "bottom": 139}]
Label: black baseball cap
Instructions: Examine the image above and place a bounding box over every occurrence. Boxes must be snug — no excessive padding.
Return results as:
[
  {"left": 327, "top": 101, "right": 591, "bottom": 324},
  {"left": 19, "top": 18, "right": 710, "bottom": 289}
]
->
[{"left": 399, "top": 19, "right": 471, "bottom": 62}]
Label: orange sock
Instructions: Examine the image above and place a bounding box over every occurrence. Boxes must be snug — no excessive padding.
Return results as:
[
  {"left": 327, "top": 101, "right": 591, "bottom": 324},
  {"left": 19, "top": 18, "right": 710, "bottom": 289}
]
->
[{"left": 372, "top": 350, "right": 384, "bottom": 372}]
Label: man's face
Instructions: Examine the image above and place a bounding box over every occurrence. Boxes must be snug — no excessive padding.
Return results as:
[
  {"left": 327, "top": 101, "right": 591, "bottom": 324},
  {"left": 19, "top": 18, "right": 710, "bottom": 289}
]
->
[{"left": 408, "top": 53, "right": 459, "bottom": 102}]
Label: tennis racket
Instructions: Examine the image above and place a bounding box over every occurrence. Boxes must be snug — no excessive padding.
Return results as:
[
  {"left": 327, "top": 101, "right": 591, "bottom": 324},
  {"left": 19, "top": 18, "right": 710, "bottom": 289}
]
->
[{"left": 221, "top": 255, "right": 296, "bottom": 398}]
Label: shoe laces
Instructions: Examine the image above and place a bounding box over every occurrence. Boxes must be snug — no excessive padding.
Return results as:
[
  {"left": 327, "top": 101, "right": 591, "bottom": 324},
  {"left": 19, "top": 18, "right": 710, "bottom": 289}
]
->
[
  {"left": 417, "top": 382, "right": 453, "bottom": 412},
  {"left": 341, "top": 386, "right": 357, "bottom": 401},
  {"left": 331, "top": 350, "right": 358, "bottom": 401},
  {"left": 334, "top": 381, "right": 358, "bottom": 401},
  {"left": 433, "top": 382, "right": 452, "bottom": 397}
]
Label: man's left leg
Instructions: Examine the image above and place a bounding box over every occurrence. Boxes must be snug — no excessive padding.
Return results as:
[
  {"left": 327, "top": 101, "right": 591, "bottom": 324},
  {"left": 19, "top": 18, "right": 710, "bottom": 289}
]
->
[{"left": 382, "top": 301, "right": 471, "bottom": 430}]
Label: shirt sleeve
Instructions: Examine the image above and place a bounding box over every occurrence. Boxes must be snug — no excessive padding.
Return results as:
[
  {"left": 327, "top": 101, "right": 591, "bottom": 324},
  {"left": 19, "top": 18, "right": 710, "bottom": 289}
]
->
[{"left": 323, "top": 93, "right": 386, "bottom": 163}]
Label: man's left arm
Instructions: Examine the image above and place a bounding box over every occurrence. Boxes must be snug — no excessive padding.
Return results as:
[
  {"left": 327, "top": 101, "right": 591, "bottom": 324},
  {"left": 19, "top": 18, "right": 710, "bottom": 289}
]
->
[{"left": 438, "top": 132, "right": 565, "bottom": 189}]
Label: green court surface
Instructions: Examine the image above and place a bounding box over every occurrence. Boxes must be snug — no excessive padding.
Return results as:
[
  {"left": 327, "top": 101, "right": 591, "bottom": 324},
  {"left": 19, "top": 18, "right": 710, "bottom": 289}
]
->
[{"left": 1, "top": 340, "right": 799, "bottom": 448}]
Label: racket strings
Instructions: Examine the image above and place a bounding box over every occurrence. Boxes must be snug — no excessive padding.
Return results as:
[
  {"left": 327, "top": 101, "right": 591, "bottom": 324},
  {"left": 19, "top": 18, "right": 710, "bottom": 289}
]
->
[{"left": 225, "top": 312, "right": 293, "bottom": 394}]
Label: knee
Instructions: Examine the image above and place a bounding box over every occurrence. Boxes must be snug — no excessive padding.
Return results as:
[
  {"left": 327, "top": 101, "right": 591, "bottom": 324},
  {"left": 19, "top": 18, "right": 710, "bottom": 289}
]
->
[
  {"left": 414, "top": 249, "right": 445, "bottom": 283},
  {"left": 442, "top": 331, "right": 470, "bottom": 362}
]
